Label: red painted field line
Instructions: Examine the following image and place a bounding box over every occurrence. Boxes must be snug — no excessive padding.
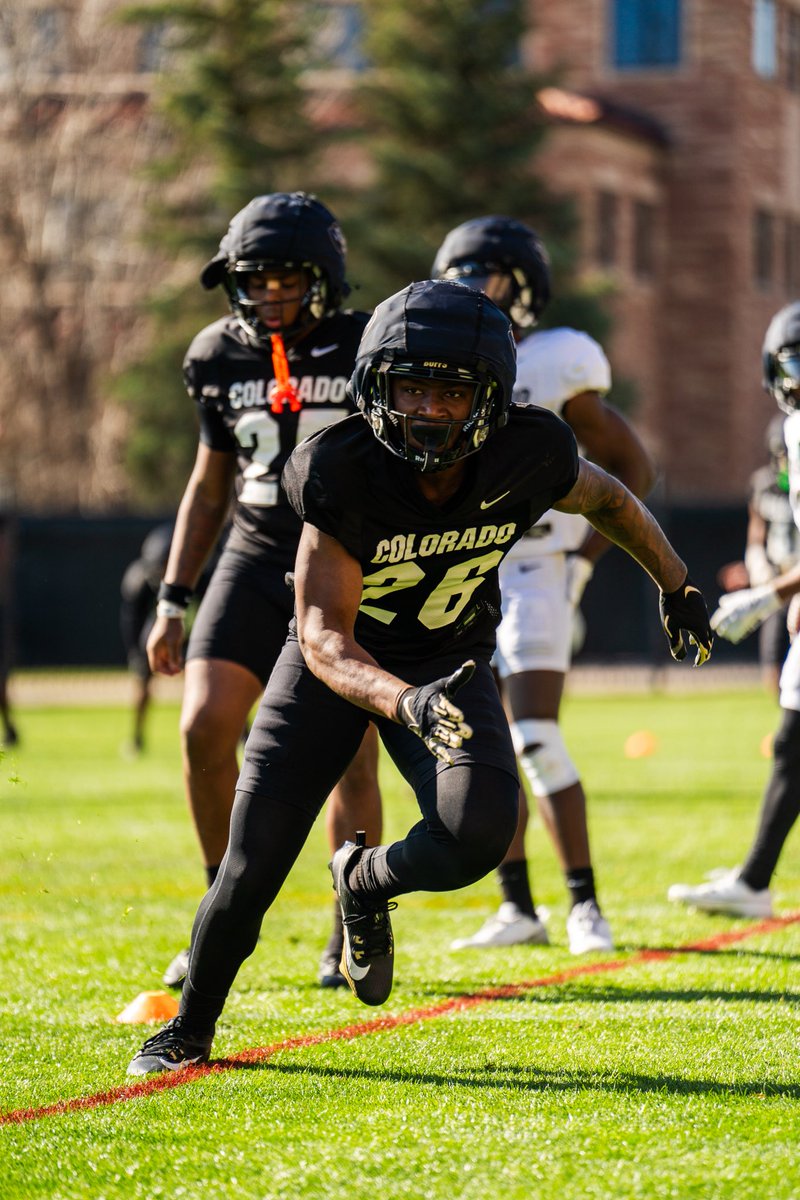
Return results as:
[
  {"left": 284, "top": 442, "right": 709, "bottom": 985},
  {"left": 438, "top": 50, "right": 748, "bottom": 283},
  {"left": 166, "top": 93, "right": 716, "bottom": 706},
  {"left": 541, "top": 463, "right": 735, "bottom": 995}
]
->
[{"left": 3, "top": 910, "right": 798, "bottom": 1127}]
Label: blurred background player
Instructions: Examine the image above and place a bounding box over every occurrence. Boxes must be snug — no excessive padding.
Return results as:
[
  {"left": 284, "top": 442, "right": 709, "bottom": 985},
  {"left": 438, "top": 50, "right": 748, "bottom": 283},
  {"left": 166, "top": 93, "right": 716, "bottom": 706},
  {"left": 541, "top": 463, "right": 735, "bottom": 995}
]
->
[
  {"left": 120, "top": 523, "right": 174, "bottom": 756},
  {"left": 120, "top": 522, "right": 220, "bottom": 757},
  {"left": 0, "top": 512, "right": 18, "bottom": 750},
  {"left": 0, "top": 428, "right": 19, "bottom": 751},
  {"left": 670, "top": 300, "right": 800, "bottom": 917},
  {"left": 146, "top": 192, "right": 382, "bottom": 989},
  {"left": 433, "top": 216, "right": 655, "bottom": 954},
  {"left": 716, "top": 415, "right": 800, "bottom": 695}
]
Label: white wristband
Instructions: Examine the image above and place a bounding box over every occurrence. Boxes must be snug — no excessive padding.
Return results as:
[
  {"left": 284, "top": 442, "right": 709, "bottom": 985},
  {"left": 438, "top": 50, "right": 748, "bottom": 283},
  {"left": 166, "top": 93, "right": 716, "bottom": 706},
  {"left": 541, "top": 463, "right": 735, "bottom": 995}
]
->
[{"left": 156, "top": 599, "right": 188, "bottom": 619}]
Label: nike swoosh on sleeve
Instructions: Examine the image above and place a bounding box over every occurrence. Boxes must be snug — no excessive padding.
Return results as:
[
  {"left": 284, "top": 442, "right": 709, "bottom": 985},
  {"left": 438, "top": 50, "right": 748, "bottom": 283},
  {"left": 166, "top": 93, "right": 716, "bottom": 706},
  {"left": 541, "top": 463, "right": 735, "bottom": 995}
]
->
[{"left": 310, "top": 343, "right": 339, "bottom": 357}]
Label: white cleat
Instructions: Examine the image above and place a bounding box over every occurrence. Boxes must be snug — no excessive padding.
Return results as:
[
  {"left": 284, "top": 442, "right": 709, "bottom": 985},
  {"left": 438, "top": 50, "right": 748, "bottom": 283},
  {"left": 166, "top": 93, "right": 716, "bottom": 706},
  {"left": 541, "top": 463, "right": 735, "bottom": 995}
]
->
[
  {"left": 450, "top": 901, "right": 549, "bottom": 950},
  {"left": 566, "top": 899, "right": 614, "bottom": 955},
  {"left": 668, "top": 870, "right": 773, "bottom": 918}
]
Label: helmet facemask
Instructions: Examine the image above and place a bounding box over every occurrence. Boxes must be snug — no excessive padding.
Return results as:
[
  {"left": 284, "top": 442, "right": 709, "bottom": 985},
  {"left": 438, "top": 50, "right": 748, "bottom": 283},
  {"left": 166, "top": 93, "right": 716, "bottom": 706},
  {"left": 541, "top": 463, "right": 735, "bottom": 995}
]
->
[
  {"left": 223, "top": 260, "right": 329, "bottom": 347},
  {"left": 771, "top": 345, "right": 800, "bottom": 414},
  {"left": 365, "top": 358, "right": 502, "bottom": 473},
  {"left": 439, "top": 262, "right": 539, "bottom": 330}
]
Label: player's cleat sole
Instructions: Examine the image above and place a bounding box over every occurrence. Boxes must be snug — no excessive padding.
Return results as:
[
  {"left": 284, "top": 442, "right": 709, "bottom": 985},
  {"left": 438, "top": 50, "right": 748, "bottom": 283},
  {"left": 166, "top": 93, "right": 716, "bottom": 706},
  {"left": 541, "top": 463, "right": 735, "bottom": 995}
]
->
[
  {"left": 450, "top": 901, "right": 549, "bottom": 949},
  {"left": 329, "top": 833, "right": 395, "bottom": 1006},
  {"left": 318, "top": 948, "right": 348, "bottom": 989},
  {"left": 668, "top": 871, "right": 773, "bottom": 918},
  {"left": 126, "top": 1015, "right": 214, "bottom": 1076},
  {"left": 162, "top": 947, "right": 190, "bottom": 990},
  {"left": 566, "top": 899, "right": 614, "bottom": 954}
]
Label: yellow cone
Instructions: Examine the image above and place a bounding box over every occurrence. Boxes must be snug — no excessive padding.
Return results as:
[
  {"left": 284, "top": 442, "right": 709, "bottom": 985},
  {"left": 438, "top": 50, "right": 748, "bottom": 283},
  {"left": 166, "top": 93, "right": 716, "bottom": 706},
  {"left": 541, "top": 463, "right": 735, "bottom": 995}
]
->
[
  {"left": 624, "top": 730, "right": 658, "bottom": 759},
  {"left": 116, "top": 990, "right": 179, "bottom": 1024}
]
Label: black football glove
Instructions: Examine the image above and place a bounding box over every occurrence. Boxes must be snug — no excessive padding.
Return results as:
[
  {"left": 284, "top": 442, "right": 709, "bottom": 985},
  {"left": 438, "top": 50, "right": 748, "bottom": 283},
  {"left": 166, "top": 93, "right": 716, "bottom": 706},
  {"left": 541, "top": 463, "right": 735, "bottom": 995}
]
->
[
  {"left": 659, "top": 575, "right": 713, "bottom": 666},
  {"left": 396, "top": 661, "right": 476, "bottom": 763}
]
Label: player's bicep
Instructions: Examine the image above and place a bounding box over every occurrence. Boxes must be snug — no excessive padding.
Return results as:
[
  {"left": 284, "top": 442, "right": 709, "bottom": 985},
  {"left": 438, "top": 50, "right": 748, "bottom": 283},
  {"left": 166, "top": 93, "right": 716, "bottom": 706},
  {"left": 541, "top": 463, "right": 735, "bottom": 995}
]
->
[
  {"left": 552, "top": 458, "right": 620, "bottom": 516},
  {"left": 190, "top": 443, "right": 237, "bottom": 500},
  {"left": 295, "top": 523, "right": 363, "bottom": 644}
]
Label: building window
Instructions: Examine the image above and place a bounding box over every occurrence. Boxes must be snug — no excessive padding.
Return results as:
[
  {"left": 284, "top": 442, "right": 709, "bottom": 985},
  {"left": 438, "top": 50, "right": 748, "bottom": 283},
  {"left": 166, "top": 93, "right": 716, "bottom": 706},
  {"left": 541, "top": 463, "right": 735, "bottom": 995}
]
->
[
  {"left": 786, "top": 218, "right": 800, "bottom": 292},
  {"left": 788, "top": 9, "right": 800, "bottom": 92},
  {"left": 596, "top": 191, "right": 619, "bottom": 267},
  {"left": 754, "top": 210, "right": 775, "bottom": 288},
  {"left": 633, "top": 201, "right": 656, "bottom": 278},
  {"left": 752, "top": 0, "right": 777, "bottom": 77},
  {"left": 137, "top": 24, "right": 169, "bottom": 74},
  {"left": 314, "top": 3, "right": 366, "bottom": 71},
  {"left": 30, "top": 8, "right": 68, "bottom": 75},
  {"left": 611, "top": 0, "right": 681, "bottom": 68}
]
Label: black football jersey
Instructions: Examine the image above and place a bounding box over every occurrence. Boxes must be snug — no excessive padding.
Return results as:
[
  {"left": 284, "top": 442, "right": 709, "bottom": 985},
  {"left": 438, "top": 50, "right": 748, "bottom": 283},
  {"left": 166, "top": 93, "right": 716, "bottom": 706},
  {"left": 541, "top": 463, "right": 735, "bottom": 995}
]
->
[
  {"left": 283, "top": 405, "right": 579, "bottom": 667},
  {"left": 749, "top": 465, "right": 800, "bottom": 573},
  {"left": 184, "top": 309, "right": 370, "bottom": 566}
]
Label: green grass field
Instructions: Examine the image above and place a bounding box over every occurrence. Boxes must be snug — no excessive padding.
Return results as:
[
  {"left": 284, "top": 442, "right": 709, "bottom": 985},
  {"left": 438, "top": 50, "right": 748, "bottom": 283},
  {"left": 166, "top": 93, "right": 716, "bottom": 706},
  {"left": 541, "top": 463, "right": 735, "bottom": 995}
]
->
[{"left": 1, "top": 685, "right": 798, "bottom": 1199}]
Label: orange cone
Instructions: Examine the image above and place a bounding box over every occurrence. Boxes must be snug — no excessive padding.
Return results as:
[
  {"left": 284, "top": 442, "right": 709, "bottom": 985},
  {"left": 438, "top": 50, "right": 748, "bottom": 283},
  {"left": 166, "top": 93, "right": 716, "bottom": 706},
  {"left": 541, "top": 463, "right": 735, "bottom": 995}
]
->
[
  {"left": 624, "top": 730, "right": 658, "bottom": 759},
  {"left": 760, "top": 731, "right": 774, "bottom": 759},
  {"left": 116, "top": 990, "right": 179, "bottom": 1024}
]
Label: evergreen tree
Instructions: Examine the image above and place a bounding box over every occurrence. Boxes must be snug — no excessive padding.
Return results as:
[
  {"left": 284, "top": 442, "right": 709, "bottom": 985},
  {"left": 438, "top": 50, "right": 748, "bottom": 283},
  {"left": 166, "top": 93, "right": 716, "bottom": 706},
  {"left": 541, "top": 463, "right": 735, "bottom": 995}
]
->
[
  {"left": 111, "top": 0, "right": 325, "bottom": 508},
  {"left": 344, "top": 0, "right": 614, "bottom": 363}
]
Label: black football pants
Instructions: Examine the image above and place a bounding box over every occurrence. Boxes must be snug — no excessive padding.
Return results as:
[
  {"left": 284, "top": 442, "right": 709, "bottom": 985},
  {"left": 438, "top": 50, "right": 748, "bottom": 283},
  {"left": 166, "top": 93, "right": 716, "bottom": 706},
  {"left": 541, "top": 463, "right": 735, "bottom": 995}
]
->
[{"left": 180, "top": 639, "right": 519, "bottom": 1024}]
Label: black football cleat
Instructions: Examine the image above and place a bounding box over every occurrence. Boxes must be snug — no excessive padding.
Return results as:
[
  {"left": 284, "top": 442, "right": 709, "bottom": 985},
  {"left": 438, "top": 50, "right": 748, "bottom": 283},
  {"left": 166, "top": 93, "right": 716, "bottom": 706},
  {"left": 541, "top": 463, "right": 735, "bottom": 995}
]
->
[
  {"left": 126, "top": 1015, "right": 214, "bottom": 1076},
  {"left": 329, "top": 832, "right": 395, "bottom": 1006}
]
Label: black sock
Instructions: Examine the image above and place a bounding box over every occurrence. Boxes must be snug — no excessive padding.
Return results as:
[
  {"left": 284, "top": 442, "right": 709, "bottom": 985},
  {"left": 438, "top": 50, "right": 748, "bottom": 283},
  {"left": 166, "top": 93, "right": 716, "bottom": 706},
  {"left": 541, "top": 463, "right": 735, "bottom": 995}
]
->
[
  {"left": 497, "top": 859, "right": 536, "bottom": 917},
  {"left": 740, "top": 708, "right": 800, "bottom": 891},
  {"left": 205, "top": 864, "right": 220, "bottom": 890},
  {"left": 179, "top": 978, "right": 225, "bottom": 1031},
  {"left": 324, "top": 899, "right": 344, "bottom": 955},
  {"left": 566, "top": 867, "right": 596, "bottom": 908}
]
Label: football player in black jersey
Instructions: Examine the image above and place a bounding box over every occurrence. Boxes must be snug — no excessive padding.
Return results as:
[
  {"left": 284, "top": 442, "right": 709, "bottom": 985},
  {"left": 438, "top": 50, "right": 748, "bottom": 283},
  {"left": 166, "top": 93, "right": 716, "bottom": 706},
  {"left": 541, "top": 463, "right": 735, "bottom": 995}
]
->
[
  {"left": 128, "top": 279, "right": 712, "bottom": 1075},
  {"left": 0, "top": 502, "right": 18, "bottom": 750},
  {"left": 744, "top": 417, "right": 799, "bottom": 693},
  {"left": 670, "top": 300, "right": 800, "bottom": 918},
  {"left": 145, "top": 193, "right": 382, "bottom": 990},
  {"left": 120, "top": 523, "right": 173, "bottom": 757}
]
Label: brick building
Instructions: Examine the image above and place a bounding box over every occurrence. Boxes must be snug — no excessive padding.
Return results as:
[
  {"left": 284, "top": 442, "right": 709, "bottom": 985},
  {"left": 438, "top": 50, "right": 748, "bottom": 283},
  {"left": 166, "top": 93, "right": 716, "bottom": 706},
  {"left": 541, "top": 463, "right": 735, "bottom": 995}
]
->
[
  {"left": 2, "top": 1, "right": 799, "bottom": 510},
  {"left": 7, "top": 0, "right": 799, "bottom": 664},
  {"left": 527, "top": 0, "right": 800, "bottom": 501}
]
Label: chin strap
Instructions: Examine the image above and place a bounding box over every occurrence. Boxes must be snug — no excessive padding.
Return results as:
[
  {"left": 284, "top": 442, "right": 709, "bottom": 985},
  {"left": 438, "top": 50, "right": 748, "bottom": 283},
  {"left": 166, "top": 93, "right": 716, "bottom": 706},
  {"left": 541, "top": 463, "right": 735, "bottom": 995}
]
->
[{"left": 269, "top": 333, "right": 302, "bottom": 414}]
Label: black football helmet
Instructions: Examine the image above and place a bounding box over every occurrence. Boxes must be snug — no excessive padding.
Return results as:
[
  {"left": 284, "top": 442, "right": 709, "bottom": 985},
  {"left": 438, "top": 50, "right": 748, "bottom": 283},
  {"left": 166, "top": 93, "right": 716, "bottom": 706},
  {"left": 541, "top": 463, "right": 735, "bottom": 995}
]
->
[
  {"left": 762, "top": 301, "right": 800, "bottom": 413},
  {"left": 432, "top": 216, "right": 551, "bottom": 330},
  {"left": 200, "top": 192, "right": 349, "bottom": 345},
  {"left": 349, "top": 279, "right": 517, "bottom": 473}
]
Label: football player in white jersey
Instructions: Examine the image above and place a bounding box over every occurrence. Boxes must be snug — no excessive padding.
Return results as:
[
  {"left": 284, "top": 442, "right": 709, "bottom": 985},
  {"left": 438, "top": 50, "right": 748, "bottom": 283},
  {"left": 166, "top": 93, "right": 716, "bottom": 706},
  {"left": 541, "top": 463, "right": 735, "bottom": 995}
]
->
[
  {"left": 433, "top": 217, "right": 656, "bottom": 954},
  {"left": 670, "top": 301, "right": 800, "bottom": 917}
]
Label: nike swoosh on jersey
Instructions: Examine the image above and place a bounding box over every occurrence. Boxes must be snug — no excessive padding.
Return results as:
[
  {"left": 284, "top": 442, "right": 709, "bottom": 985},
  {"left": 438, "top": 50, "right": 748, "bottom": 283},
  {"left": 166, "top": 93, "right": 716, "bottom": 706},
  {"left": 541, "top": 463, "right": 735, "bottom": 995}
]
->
[
  {"left": 480, "top": 490, "right": 511, "bottom": 509},
  {"left": 310, "top": 343, "right": 339, "bottom": 358}
]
